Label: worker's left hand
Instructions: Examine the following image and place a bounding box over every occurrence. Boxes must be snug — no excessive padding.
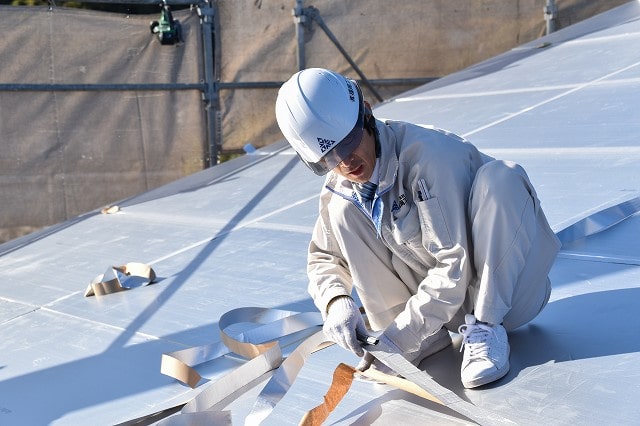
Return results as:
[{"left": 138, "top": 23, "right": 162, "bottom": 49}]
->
[
  {"left": 355, "top": 351, "right": 376, "bottom": 371},
  {"left": 356, "top": 334, "right": 401, "bottom": 372}
]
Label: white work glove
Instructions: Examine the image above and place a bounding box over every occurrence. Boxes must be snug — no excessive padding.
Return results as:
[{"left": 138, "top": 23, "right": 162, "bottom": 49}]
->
[
  {"left": 323, "top": 296, "right": 368, "bottom": 357},
  {"left": 356, "top": 333, "right": 401, "bottom": 373}
]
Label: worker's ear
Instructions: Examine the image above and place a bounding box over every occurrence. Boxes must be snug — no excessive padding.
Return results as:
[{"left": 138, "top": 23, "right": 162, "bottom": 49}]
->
[
  {"left": 363, "top": 100, "right": 375, "bottom": 131},
  {"left": 364, "top": 101, "right": 372, "bottom": 116}
]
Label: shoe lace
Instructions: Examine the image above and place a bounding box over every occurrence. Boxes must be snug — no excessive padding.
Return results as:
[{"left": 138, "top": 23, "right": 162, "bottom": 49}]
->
[{"left": 458, "top": 322, "right": 494, "bottom": 358}]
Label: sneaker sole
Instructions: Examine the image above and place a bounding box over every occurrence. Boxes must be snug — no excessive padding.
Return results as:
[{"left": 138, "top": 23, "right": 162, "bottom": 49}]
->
[{"left": 462, "top": 359, "right": 510, "bottom": 389}]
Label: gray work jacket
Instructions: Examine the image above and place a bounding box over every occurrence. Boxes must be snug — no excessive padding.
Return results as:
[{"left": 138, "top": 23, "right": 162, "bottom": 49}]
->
[{"left": 308, "top": 119, "right": 493, "bottom": 351}]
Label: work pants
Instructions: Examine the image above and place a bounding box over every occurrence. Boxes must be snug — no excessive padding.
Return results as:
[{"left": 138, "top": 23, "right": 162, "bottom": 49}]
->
[{"left": 339, "top": 160, "right": 561, "bottom": 335}]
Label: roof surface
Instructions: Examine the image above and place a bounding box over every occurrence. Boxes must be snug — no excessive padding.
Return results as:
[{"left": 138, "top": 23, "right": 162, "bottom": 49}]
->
[{"left": 1, "top": 2, "right": 640, "bottom": 425}]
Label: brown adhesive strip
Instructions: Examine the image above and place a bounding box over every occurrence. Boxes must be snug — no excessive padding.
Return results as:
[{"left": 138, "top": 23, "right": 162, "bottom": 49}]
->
[
  {"left": 160, "top": 308, "right": 324, "bottom": 389},
  {"left": 220, "top": 330, "right": 278, "bottom": 360},
  {"left": 299, "top": 363, "right": 356, "bottom": 426},
  {"left": 160, "top": 353, "right": 203, "bottom": 389},
  {"left": 126, "top": 307, "right": 448, "bottom": 425},
  {"left": 357, "top": 367, "right": 443, "bottom": 405},
  {"left": 299, "top": 363, "right": 443, "bottom": 426}
]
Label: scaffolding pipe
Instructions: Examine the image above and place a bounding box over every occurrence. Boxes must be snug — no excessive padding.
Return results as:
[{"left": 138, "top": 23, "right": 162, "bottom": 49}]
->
[
  {"left": 39, "top": 0, "right": 193, "bottom": 3},
  {"left": 544, "top": 0, "right": 557, "bottom": 34},
  {"left": 212, "top": 0, "right": 223, "bottom": 164},
  {"left": 0, "top": 83, "right": 204, "bottom": 91},
  {"left": 293, "top": 0, "right": 306, "bottom": 71},
  {"left": 305, "top": 6, "right": 383, "bottom": 103},
  {"left": 0, "top": 78, "right": 436, "bottom": 93},
  {"left": 198, "top": 1, "right": 219, "bottom": 167}
]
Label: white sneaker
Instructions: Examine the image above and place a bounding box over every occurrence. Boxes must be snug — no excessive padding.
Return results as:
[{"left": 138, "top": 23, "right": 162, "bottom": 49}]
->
[{"left": 458, "top": 314, "right": 510, "bottom": 388}]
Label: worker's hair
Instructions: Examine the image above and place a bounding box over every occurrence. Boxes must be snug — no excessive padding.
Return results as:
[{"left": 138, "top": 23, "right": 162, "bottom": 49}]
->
[{"left": 363, "top": 105, "right": 381, "bottom": 158}]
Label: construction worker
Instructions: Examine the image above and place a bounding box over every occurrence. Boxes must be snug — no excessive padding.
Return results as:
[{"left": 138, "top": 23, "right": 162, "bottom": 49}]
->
[{"left": 275, "top": 68, "right": 560, "bottom": 388}]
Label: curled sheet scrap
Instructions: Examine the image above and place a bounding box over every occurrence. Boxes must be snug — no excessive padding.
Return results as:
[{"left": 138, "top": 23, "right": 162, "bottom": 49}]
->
[
  {"left": 155, "top": 307, "right": 503, "bottom": 426},
  {"left": 84, "top": 262, "right": 156, "bottom": 297}
]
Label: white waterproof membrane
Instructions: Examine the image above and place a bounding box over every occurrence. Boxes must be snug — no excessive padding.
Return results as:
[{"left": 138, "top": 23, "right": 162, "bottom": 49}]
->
[{"left": 1, "top": 2, "right": 639, "bottom": 425}]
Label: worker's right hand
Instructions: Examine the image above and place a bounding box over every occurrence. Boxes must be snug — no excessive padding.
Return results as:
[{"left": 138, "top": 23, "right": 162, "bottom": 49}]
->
[{"left": 323, "top": 296, "right": 367, "bottom": 357}]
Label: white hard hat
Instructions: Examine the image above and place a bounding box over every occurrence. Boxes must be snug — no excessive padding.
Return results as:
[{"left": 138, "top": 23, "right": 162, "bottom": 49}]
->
[{"left": 275, "top": 68, "right": 365, "bottom": 175}]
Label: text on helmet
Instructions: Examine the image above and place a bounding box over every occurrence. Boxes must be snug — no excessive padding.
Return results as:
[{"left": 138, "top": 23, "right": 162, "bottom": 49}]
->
[{"left": 346, "top": 81, "right": 356, "bottom": 102}]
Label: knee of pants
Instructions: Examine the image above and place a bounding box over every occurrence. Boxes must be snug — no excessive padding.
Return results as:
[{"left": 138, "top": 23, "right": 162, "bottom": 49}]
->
[
  {"left": 503, "top": 276, "right": 552, "bottom": 331},
  {"left": 472, "top": 160, "right": 537, "bottom": 208}
]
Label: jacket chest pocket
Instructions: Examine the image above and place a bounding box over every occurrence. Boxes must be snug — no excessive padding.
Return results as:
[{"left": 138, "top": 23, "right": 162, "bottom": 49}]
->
[
  {"left": 415, "top": 197, "right": 453, "bottom": 251},
  {"left": 389, "top": 204, "right": 423, "bottom": 251}
]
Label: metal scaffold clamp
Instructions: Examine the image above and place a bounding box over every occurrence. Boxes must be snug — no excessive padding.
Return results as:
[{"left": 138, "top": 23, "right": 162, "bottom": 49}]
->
[{"left": 150, "top": 3, "right": 183, "bottom": 45}]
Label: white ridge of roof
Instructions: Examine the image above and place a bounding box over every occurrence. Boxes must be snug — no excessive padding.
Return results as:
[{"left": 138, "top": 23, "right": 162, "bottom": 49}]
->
[{"left": 1, "top": 2, "right": 639, "bottom": 425}]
